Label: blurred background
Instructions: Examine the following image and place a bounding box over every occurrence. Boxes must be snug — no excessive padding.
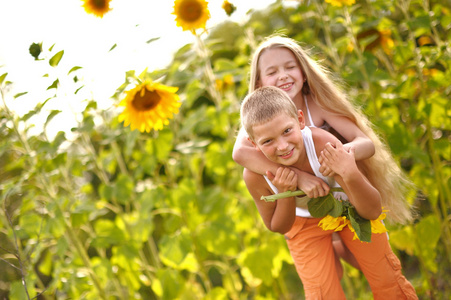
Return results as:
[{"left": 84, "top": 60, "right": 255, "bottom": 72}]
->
[{"left": 1, "top": 0, "right": 450, "bottom": 299}]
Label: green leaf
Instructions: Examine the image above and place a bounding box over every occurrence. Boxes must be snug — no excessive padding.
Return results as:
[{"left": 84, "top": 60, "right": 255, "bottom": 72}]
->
[
  {"left": 198, "top": 216, "right": 240, "bottom": 256},
  {"left": 389, "top": 225, "right": 415, "bottom": 255},
  {"left": 92, "top": 219, "right": 125, "bottom": 248},
  {"left": 146, "top": 37, "right": 160, "bottom": 44},
  {"left": 114, "top": 174, "right": 134, "bottom": 205},
  {"left": 68, "top": 66, "right": 82, "bottom": 74},
  {"left": 151, "top": 269, "right": 183, "bottom": 299},
  {"left": 14, "top": 92, "right": 28, "bottom": 99},
  {"left": 415, "top": 214, "right": 441, "bottom": 273},
  {"left": 308, "top": 194, "right": 335, "bottom": 218},
  {"left": 154, "top": 129, "right": 174, "bottom": 161},
  {"left": 0, "top": 73, "right": 8, "bottom": 85},
  {"left": 47, "top": 79, "right": 59, "bottom": 90},
  {"left": 348, "top": 208, "right": 371, "bottom": 242},
  {"left": 329, "top": 198, "right": 344, "bottom": 218},
  {"left": 158, "top": 229, "right": 199, "bottom": 272},
  {"left": 49, "top": 50, "right": 64, "bottom": 67},
  {"left": 109, "top": 44, "right": 117, "bottom": 51},
  {"left": 44, "top": 109, "right": 61, "bottom": 128}
]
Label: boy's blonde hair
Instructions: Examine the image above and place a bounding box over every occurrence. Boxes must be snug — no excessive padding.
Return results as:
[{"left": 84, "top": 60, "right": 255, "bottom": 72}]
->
[
  {"left": 248, "top": 35, "right": 415, "bottom": 224},
  {"left": 241, "top": 86, "right": 298, "bottom": 142}
]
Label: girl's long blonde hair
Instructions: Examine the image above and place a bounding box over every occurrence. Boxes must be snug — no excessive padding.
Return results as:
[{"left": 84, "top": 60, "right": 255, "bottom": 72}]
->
[{"left": 249, "top": 35, "right": 415, "bottom": 224}]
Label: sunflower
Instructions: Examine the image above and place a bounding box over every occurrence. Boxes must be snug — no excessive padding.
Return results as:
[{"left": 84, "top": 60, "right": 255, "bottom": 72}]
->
[
  {"left": 325, "top": 0, "right": 355, "bottom": 7},
  {"left": 82, "top": 0, "right": 111, "bottom": 18},
  {"left": 173, "top": 0, "right": 210, "bottom": 33},
  {"left": 118, "top": 80, "right": 181, "bottom": 132},
  {"left": 222, "top": 0, "right": 236, "bottom": 17},
  {"left": 319, "top": 209, "right": 388, "bottom": 242}
]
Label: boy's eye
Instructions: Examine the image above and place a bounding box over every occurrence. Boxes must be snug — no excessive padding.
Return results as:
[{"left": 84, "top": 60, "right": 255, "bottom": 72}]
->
[{"left": 284, "top": 128, "right": 292, "bottom": 134}]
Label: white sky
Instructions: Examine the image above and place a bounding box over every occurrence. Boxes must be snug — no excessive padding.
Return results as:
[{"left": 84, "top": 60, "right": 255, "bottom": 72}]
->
[{"left": 0, "top": 0, "right": 275, "bottom": 138}]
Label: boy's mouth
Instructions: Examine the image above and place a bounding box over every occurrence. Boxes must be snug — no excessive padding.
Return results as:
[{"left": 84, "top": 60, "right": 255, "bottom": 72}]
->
[{"left": 279, "top": 149, "right": 294, "bottom": 159}]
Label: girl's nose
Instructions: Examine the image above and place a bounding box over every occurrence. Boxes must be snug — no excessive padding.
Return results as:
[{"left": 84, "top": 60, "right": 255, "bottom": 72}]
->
[{"left": 278, "top": 72, "right": 288, "bottom": 81}]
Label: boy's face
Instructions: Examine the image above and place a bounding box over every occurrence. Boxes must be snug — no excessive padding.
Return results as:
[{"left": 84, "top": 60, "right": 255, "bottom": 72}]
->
[{"left": 251, "top": 110, "right": 306, "bottom": 167}]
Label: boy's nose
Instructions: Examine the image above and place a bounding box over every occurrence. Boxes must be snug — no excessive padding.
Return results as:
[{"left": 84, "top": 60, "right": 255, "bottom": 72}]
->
[{"left": 277, "top": 140, "right": 289, "bottom": 151}]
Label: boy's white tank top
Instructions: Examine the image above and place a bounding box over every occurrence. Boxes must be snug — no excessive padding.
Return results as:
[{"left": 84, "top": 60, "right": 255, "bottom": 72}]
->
[{"left": 264, "top": 126, "right": 348, "bottom": 218}]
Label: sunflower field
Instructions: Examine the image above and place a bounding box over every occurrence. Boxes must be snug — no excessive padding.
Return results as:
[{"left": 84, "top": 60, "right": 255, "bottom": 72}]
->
[{"left": 1, "top": 0, "right": 450, "bottom": 299}]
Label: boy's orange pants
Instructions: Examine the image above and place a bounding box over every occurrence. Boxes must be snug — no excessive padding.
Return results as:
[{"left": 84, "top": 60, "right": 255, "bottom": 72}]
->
[{"left": 285, "top": 217, "right": 418, "bottom": 300}]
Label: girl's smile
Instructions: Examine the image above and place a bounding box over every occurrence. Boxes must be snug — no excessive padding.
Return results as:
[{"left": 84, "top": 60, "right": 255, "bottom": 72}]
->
[{"left": 258, "top": 47, "right": 305, "bottom": 106}]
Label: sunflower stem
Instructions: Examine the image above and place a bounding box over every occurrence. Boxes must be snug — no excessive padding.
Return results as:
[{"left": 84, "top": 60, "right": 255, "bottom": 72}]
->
[
  {"left": 261, "top": 187, "right": 344, "bottom": 202},
  {"left": 194, "top": 33, "right": 222, "bottom": 110}
]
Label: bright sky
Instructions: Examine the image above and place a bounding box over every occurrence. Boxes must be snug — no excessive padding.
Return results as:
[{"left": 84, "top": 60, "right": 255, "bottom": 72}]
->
[{"left": 0, "top": 0, "right": 275, "bottom": 138}]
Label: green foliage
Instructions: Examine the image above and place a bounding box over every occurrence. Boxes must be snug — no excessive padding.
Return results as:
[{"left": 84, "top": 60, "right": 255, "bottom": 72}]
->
[{"left": 1, "top": 0, "right": 450, "bottom": 299}]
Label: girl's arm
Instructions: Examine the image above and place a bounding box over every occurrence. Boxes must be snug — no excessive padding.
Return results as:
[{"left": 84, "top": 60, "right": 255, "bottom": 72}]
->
[
  {"left": 234, "top": 127, "right": 330, "bottom": 197},
  {"left": 232, "top": 127, "right": 279, "bottom": 175},
  {"left": 243, "top": 168, "right": 296, "bottom": 234},
  {"left": 320, "top": 141, "right": 382, "bottom": 220},
  {"left": 317, "top": 112, "right": 375, "bottom": 177},
  {"left": 322, "top": 112, "right": 375, "bottom": 161}
]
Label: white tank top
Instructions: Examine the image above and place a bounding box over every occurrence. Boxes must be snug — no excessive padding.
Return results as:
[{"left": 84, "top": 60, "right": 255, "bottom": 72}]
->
[
  {"left": 264, "top": 126, "right": 348, "bottom": 217},
  {"left": 304, "top": 95, "right": 331, "bottom": 131}
]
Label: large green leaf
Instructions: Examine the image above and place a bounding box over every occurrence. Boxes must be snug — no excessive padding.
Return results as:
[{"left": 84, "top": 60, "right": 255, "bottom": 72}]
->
[{"left": 49, "top": 50, "right": 64, "bottom": 67}]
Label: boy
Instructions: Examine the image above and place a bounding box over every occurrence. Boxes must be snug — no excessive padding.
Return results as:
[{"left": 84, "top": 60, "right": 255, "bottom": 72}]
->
[{"left": 240, "top": 86, "right": 417, "bottom": 299}]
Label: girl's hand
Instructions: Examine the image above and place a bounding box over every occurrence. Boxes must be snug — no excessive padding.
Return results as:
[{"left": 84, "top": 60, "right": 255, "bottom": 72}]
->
[
  {"left": 266, "top": 167, "right": 297, "bottom": 193},
  {"left": 320, "top": 142, "right": 356, "bottom": 178},
  {"left": 292, "top": 168, "right": 330, "bottom": 198}
]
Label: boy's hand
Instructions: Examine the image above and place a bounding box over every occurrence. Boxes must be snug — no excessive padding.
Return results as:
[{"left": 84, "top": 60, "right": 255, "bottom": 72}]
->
[
  {"left": 266, "top": 167, "right": 297, "bottom": 194},
  {"left": 291, "top": 168, "right": 330, "bottom": 198},
  {"left": 318, "top": 163, "right": 336, "bottom": 177},
  {"left": 320, "top": 142, "right": 356, "bottom": 177}
]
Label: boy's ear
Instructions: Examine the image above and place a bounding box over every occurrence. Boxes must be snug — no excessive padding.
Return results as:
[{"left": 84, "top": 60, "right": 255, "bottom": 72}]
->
[
  {"left": 297, "top": 110, "right": 306, "bottom": 129},
  {"left": 247, "top": 137, "right": 261, "bottom": 151}
]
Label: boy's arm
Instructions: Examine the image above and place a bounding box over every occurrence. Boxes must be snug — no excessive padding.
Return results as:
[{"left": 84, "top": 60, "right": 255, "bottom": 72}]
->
[
  {"left": 243, "top": 168, "right": 297, "bottom": 234},
  {"left": 320, "top": 141, "right": 382, "bottom": 220},
  {"left": 234, "top": 127, "right": 330, "bottom": 198}
]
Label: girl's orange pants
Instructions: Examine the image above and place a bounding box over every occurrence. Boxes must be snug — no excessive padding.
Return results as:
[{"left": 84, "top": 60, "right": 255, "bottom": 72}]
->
[{"left": 285, "top": 217, "right": 418, "bottom": 300}]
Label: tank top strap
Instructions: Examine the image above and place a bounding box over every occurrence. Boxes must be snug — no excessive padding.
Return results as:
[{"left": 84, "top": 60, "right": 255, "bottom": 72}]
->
[
  {"left": 302, "top": 127, "right": 323, "bottom": 178},
  {"left": 304, "top": 95, "right": 316, "bottom": 128}
]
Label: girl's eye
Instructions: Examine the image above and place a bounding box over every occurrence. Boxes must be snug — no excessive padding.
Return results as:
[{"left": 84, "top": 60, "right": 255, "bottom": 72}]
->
[{"left": 284, "top": 128, "right": 292, "bottom": 134}]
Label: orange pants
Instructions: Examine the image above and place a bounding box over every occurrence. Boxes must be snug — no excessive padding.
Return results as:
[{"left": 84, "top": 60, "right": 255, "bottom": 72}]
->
[{"left": 285, "top": 217, "right": 418, "bottom": 300}]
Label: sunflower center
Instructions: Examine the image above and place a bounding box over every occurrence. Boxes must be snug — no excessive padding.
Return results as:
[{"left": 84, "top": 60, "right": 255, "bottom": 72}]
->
[
  {"left": 179, "top": 0, "right": 203, "bottom": 22},
  {"left": 132, "top": 88, "right": 161, "bottom": 111},
  {"left": 92, "top": 0, "right": 108, "bottom": 8}
]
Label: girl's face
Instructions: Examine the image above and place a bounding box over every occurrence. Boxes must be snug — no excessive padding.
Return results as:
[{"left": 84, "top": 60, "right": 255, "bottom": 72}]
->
[{"left": 257, "top": 47, "right": 305, "bottom": 102}]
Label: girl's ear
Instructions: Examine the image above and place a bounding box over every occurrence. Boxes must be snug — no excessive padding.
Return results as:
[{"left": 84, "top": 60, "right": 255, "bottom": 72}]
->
[
  {"left": 297, "top": 110, "right": 306, "bottom": 129},
  {"left": 255, "top": 80, "right": 262, "bottom": 89}
]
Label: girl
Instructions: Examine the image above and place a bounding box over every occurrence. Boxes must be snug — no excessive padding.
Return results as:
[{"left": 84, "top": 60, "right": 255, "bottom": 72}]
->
[{"left": 233, "top": 35, "right": 414, "bottom": 225}]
